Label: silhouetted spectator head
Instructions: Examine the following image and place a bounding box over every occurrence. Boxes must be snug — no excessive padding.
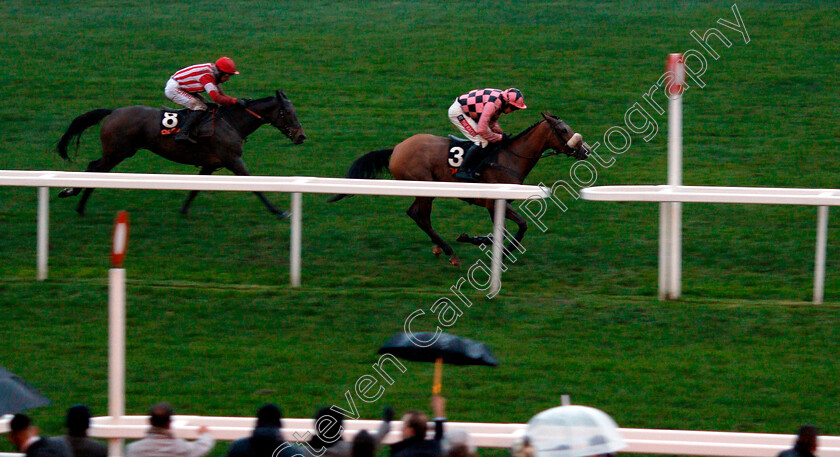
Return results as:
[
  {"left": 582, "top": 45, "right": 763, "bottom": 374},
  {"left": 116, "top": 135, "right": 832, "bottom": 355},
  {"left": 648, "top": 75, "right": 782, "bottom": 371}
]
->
[
  {"left": 796, "top": 425, "right": 819, "bottom": 453},
  {"left": 10, "top": 414, "right": 31, "bottom": 433},
  {"left": 8, "top": 414, "right": 36, "bottom": 451},
  {"left": 149, "top": 402, "right": 173, "bottom": 429},
  {"left": 66, "top": 405, "right": 93, "bottom": 437},
  {"left": 314, "top": 407, "right": 344, "bottom": 441},
  {"left": 256, "top": 403, "right": 283, "bottom": 429},
  {"left": 401, "top": 410, "right": 428, "bottom": 439},
  {"left": 352, "top": 430, "right": 376, "bottom": 457}
]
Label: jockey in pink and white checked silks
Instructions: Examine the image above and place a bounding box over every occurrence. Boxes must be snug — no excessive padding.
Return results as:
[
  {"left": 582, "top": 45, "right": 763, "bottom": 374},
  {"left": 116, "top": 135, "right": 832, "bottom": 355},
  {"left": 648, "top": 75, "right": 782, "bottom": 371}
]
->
[{"left": 448, "top": 88, "right": 527, "bottom": 147}]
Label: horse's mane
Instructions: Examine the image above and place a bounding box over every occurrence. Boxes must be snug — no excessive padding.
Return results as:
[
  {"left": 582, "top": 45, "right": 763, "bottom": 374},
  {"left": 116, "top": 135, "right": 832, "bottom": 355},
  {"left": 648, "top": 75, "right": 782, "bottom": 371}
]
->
[
  {"left": 509, "top": 119, "right": 546, "bottom": 142},
  {"left": 216, "top": 95, "right": 275, "bottom": 117}
]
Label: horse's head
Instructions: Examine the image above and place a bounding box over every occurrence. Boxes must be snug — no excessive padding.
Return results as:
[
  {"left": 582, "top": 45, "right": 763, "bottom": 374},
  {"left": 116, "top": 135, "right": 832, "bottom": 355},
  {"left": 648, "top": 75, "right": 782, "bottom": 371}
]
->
[
  {"left": 541, "top": 111, "right": 590, "bottom": 160},
  {"left": 263, "top": 90, "right": 306, "bottom": 145}
]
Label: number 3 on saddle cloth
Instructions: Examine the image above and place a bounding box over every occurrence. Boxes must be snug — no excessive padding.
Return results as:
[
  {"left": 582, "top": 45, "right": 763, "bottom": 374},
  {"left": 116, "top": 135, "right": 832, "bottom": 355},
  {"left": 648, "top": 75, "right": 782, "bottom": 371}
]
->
[
  {"left": 446, "top": 135, "right": 499, "bottom": 176},
  {"left": 159, "top": 109, "right": 216, "bottom": 138}
]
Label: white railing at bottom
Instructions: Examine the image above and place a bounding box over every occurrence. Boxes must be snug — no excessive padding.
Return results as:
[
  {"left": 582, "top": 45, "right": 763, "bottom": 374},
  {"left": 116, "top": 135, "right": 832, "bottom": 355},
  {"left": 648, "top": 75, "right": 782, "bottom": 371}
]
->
[
  {"left": 4, "top": 415, "right": 839, "bottom": 457},
  {"left": 0, "top": 170, "right": 550, "bottom": 288},
  {"left": 581, "top": 185, "right": 840, "bottom": 303}
]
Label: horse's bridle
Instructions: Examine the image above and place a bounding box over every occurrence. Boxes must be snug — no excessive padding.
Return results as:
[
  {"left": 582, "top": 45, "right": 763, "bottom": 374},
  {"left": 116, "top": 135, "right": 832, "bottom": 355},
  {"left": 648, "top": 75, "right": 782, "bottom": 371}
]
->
[
  {"left": 242, "top": 100, "right": 295, "bottom": 138},
  {"left": 543, "top": 117, "right": 583, "bottom": 158},
  {"left": 502, "top": 118, "right": 574, "bottom": 160}
]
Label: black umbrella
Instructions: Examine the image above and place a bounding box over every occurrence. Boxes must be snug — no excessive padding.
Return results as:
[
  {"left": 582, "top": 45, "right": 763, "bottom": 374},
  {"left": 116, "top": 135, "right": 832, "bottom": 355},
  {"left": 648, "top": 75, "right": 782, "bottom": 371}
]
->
[
  {"left": 0, "top": 365, "right": 51, "bottom": 415},
  {"left": 378, "top": 332, "right": 499, "bottom": 393}
]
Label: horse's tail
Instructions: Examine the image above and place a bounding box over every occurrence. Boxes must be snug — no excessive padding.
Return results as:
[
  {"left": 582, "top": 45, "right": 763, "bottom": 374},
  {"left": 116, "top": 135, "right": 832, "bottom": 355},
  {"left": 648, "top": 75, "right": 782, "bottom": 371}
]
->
[
  {"left": 327, "top": 148, "right": 394, "bottom": 203},
  {"left": 57, "top": 108, "right": 113, "bottom": 160}
]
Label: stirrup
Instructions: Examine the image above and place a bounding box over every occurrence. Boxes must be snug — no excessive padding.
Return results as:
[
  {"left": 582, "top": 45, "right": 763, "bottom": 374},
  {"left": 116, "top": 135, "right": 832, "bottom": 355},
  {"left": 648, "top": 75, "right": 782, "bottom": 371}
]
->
[
  {"left": 454, "top": 170, "right": 479, "bottom": 182},
  {"left": 175, "top": 132, "right": 197, "bottom": 143}
]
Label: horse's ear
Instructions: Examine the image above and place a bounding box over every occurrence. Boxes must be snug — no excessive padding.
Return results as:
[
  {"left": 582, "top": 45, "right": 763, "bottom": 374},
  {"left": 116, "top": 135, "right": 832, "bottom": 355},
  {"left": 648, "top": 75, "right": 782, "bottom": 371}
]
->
[
  {"left": 276, "top": 90, "right": 287, "bottom": 99},
  {"left": 542, "top": 111, "right": 555, "bottom": 120}
]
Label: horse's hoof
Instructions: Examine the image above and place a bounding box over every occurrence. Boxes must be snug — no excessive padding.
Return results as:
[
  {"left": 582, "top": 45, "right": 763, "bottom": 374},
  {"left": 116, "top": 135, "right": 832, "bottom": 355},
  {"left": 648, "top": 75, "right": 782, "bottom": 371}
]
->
[
  {"left": 432, "top": 245, "right": 443, "bottom": 257},
  {"left": 276, "top": 210, "right": 291, "bottom": 220},
  {"left": 456, "top": 233, "right": 470, "bottom": 243},
  {"left": 58, "top": 188, "right": 76, "bottom": 198},
  {"left": 449, "top": 255, "right": 461, "bottom": 267}
]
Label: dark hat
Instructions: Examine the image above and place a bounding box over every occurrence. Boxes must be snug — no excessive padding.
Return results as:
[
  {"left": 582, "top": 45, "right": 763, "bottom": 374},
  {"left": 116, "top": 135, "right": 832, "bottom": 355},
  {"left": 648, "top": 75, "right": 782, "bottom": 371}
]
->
[
  {"left": 352, "top": 430, "right": 375, "bottom": 457},
  {"left": 10, "top": 414, "right": 31, "bottom": 433},
  {"left": 256, "top": 403, "right": 282, "bottom": 428},
  {"left": 66, "top": 405, "right": 92, "bottom": 436},
  {"left": 314, "top": 406, "right": 343, "bottom": 439}
]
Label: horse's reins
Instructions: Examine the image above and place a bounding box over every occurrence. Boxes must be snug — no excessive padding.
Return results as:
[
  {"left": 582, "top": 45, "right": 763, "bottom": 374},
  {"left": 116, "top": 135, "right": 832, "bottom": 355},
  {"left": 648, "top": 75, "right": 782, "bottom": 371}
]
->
[
  {"left": 244, "top": 107, "right": 264, "bottom": 120},
  {"left": 495, "top": 120, "right": 567, "bottom": 161},
  {"left": 485, "top": 120, "right": 572, "bottom": 181},
  {"left": 242, "top": 104, "right": 292, "bottom": 136}
]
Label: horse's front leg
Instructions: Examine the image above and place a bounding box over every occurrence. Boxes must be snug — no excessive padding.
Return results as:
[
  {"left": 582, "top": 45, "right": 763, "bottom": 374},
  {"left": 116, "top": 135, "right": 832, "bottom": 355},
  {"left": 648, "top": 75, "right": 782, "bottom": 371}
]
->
[
  {"left": 407, "top": 197, "right": 460, "bottom": 267},
  {"left": 456, "top": 234, "right": 493, "bottom": 246},
  {"left": 225, "top": 158, "right": 290, "bottom": 219},
  {"left": 457, "top": 201, "right": 528, "bottom": 257},
  {"left": 503, "top": 204, "right": 529, "bottom": 252},
  {"left": 253, "top": 192, "right": 290, "bottom": 220}
]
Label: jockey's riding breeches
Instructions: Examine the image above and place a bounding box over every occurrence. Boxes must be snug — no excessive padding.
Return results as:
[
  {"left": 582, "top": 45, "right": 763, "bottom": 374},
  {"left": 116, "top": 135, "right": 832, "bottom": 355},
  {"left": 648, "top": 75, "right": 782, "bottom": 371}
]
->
[
  {"left": 165, "top": 78, "right": 208, "bottom": 111},
  {"left": 448, "top": 101, "right": 488, "bottom": 147}
]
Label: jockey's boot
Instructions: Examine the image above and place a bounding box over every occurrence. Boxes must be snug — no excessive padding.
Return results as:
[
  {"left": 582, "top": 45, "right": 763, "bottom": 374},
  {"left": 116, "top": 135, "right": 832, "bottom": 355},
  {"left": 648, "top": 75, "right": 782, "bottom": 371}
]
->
[
  {"left": 174, "top": 110, "right": 201, "bottom": 143},
  {"left": 454, "top": 143, "right": 485, "bottom": 182}
]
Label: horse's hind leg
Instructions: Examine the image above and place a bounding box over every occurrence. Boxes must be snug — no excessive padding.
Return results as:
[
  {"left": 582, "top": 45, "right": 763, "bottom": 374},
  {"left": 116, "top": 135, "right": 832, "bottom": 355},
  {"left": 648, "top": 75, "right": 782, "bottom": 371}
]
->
[
  {"left": 75, "top": 153, "right": 131, "bottom": 216},
  {"left": 58, "top": 158, "right": 102, "bottom": 199},
  {"left": 180, "top": 166, "right": 216, "bottom": 216},
  {"left": 407, "top": 197, "right": 461, "bottom": 267}
]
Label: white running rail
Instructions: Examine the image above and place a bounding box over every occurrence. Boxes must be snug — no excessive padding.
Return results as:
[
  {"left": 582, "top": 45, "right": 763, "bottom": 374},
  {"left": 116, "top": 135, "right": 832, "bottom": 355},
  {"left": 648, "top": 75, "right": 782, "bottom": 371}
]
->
[
  {"left": 0, "top": 170, "right": 550, "bottom": 287},
  {"left": 581, "top": 184, "right": 839, "bottom": 303}
]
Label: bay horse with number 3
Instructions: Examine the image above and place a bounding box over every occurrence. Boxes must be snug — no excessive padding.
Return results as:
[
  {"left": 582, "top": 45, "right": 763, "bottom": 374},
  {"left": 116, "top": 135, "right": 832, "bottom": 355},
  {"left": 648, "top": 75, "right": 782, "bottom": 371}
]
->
[
  {"left": 56, "top": 91, "right": 306, "bottom": 218},
  {"left": 329, "top": 112, "right": 591, "bottom": 266}
]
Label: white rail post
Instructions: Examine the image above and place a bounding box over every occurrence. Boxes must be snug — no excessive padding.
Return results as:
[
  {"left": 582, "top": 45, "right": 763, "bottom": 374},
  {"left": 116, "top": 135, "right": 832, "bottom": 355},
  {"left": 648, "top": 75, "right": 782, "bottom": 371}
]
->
[
  {"left": 490, "top": 198, "right": 507, "bottom": 289},
  {"left": 814, "top": 205, "right": 829, "bottom": 304},
  {"left": 37, "top": 187, "right": 49, "bottom": 281},
  {"left": 290, "top": 192, "right": 302, "bottom": 287},
  {"left": 108, "top": 267, "right": 126, "bottom": 457},
  {"left": 108, "top": 211, "right": 129, "bottom": 457},
  {"left": 660, "top": 53, "right": 684, "bottom": 300}
]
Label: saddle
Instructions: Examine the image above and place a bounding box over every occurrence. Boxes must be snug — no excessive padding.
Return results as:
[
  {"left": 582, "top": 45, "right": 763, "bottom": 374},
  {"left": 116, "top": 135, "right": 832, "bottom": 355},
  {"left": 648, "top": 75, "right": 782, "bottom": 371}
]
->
[
  {"left": 159, "top": 108, "right": 217, "bottom": 138},
  {"left": 446, "top": 135, "right": 499, "bottom": 176}
]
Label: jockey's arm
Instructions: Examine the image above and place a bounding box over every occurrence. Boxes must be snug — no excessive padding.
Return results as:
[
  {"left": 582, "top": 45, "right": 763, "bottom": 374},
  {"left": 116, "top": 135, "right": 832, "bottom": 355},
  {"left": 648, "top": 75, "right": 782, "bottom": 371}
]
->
[
  {"left": 489, "top": 120, "right": 503, "bottom": 134},
  {"left": 199, "top": 75, "right": 238, "bottom": 106},
  {"left": 476, "top": 105, "right": 503, "bottom": 143},
  {"left": 205, "top": 84, "right": 238, "bottom": 105}
]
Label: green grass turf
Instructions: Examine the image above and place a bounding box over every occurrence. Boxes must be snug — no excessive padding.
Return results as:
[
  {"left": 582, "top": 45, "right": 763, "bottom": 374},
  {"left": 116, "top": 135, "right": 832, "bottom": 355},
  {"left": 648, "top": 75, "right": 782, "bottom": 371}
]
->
[{"left": 1, "top": 1, "right": 838, "bottom": 455}]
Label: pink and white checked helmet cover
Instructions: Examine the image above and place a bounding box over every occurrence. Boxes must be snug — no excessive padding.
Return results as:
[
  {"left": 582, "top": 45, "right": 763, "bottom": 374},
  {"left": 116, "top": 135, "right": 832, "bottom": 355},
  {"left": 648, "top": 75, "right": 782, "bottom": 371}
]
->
[{"left": 503, "top": 88, "right": 527, "bottom": 109}]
